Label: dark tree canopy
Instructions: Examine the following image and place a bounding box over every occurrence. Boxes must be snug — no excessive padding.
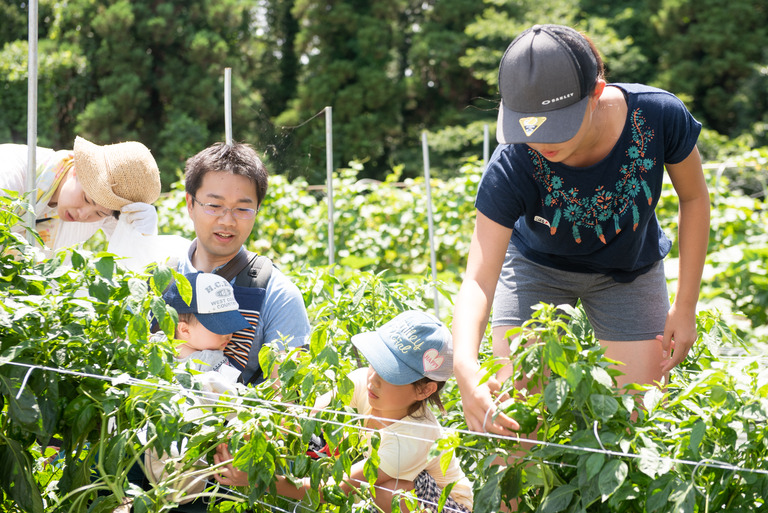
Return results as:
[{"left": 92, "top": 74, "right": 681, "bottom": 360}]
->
[{"left": 1, "top": 0, "right": 766, "bottom": 186}]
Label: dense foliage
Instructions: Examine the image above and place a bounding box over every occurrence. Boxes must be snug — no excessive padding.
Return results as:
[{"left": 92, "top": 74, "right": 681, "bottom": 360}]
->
[
  {"left": 2, "top": 145, "right": 767, "bottom": 511},
  {"left": 2, "top": 0, "right": 767, "bottom": 184}
]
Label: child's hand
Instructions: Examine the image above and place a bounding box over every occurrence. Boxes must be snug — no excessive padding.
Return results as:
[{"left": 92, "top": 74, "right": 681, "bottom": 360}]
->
[{"left": 213, "top": 443, "right": 249, "bottom": 487}]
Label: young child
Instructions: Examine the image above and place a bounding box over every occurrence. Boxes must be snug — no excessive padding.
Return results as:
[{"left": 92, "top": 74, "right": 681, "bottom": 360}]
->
[
  {"left": 214, "top": 310, "right": 474, "bottom": 513},
  {"left": 161, "top": 271, "right": 252, "bottom": 385},
  {"left": 133, "top": 272, "right": 253, "bottom": 502}
]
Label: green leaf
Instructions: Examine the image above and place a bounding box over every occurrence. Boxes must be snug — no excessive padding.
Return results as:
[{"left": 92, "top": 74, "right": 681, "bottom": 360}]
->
[
  {"left": 637, "top": 447, "right": 667, "bottom": 479},
  {"left": 336, "top": 374, "right": 355, "bottom": 405},
  {"left": 590, "top": 367, "right": 614, "bottom": 389},
  {"left": 363, "top": 445, "right": 380, "bottom": 485},
  {"left": 539, "top": 484, "right": 577, "bottom": 513},
  {"left": 293, "top": 453, "right": 310, "bottom": 477},
  {"left": 643, "top": 386, "right": 664, "bottom": 412},
  {"left": 0, "top": 439, "right": 44, "bottom": 513},
  {"left": 0, "top": 374, "right": 42, "bottom": 432},
  {"left": 544, "top": 378, "right": 570, "bottom": 413},
  {"left": 438, "top": 481, "right": 455, "bottom": 513},
  {"left": 589, "top": 394, "right": 619, "bottom": 421},
  {"left": 128, "top": 277, "right": 149, "bottom": 303},
  {"left": 127, "top": 314, "right": 149, "bottom": 344},
  {"left": 585, "top": 452, "right": 605, "bottom": 481},
  {"left": 566, "top": 364, "right": 585, "bottom": 390},
  {"left": 439, "top": 448, "right": 454, "bottom": 478},
  {"left": 88, "top": 280, "right": 111, "bottom": 303},
  {"left": 103, "top": 431, "right": 128, "bottom": 476},
  {"left": 598, "top": 459, "right": 628, "bottom": 500},
  {"left": 688, "top": 420, "right": 706, "bottom": 459},
  {"left": 474, "top": 468, "right": 503, "bottom": 513},
  {"left": 157, "top": 304, "right": 178, "bottom": 336},
  {"left": 71, "top": 250, "right": 85, "bottom": 269},
  {"left": 309, "top": 328, "right": 328, "bottom": 358},
  {"left": 646, "top": 483, "right": 673, "bottom": 513},
  {"left": 259, "top": 345, "right": 277, "bottom": 382},
  {"left": 95, "top": 255, "right": 115, "bottom": 280},
  {"left": 147, "top": 345, "right": 166, "bottom": 376},
  {"left": 317, "top": 344, "right": 339, "bottom": 367},
  {"left": 544, "top": 337, "right": 568, "bottom": 377},
  {"left": 499, "top": 466, "right": 522, "bottom": 500},
  {"left": 151, "top": 265, "right": 174, "bottom": 296},
  {"left": 670, "top": 482, "right": 696, "bottom": 512}
]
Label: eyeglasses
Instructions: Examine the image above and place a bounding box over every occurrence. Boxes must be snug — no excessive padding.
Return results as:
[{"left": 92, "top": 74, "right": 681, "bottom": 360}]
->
[{"left": 190, "top": 196, "right": 258, "bottom": 220}]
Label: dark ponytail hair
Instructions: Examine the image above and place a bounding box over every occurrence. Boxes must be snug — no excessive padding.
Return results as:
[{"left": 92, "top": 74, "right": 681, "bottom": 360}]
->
[{"left": 407, "top": 378, "right": 446, "bottom": 417}]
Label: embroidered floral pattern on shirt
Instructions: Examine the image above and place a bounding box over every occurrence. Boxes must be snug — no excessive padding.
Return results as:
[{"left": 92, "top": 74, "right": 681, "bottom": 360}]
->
[{"left": 530, "top": 108, "right": 655, "bottom": 244}]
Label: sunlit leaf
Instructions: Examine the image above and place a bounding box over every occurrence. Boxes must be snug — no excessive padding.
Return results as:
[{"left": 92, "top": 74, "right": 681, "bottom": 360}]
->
[{"left": 598, "top": 460, "right": 628, "bottom": 500}]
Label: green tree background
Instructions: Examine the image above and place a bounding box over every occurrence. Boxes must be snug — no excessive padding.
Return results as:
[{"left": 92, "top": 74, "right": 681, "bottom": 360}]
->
[{"left": 1, "top": 0, "right": 767, "bottom": 186}]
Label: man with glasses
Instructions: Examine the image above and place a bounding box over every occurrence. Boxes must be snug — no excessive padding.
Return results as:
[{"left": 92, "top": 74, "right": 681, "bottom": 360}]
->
[{"left": 178, "top": 141, "right": 311, "bottom": 386}]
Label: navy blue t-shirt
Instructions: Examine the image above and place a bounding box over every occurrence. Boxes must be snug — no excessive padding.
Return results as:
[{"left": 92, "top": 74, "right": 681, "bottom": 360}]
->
[{"left": 476, "top": 83, "right": 701, "bottom": 282}]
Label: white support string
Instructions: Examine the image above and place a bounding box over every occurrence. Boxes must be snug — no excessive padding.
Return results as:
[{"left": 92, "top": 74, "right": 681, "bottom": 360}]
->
[
  {"left": 16, "top": 365, "right": 34, "bottom": 399},
  {"left": 592, "top": 420, "right": 606, "bottom": 451},
  {"left": 3, "top": 360, "right": 768, "bottom": 480}
]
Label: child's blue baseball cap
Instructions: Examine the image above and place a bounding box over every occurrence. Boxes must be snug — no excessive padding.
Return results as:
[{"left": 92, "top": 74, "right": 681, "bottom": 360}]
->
[
  {"left": 163, "top": 272, "right": 251, "bottom": 335},
  {"left": 351, "top": 310, "right": 454, "bottom": 386}
]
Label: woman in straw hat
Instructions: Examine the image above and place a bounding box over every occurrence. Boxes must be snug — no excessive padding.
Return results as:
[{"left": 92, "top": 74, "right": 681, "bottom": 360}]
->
[{"left": 0, "top": 136, "right": 161, "bottom": 255}]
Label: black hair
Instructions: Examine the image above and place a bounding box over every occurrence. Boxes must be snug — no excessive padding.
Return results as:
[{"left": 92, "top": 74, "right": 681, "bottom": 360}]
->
[
  {"left": 184, "top": 142, "right": 269, "bottom": 207},
  {"left": 407, "top": 377, "right": 446, "bottom": 417},
  {"left": 555, "top": 26, "right": 606, "bottom": 95}
]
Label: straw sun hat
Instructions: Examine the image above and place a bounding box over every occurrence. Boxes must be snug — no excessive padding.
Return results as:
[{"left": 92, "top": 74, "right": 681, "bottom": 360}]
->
[{"left": 73, "top": 136, "right": 161, "bottom": 211}]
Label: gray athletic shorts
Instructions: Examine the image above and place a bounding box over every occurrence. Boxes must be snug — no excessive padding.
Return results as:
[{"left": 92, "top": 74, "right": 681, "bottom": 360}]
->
[{"left": 491, "top": 243, "right": 670, "bottom": 341}]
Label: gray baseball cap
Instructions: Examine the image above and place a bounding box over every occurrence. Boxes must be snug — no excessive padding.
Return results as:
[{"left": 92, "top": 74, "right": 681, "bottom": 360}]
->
[{"left": 496, "top": 25, "right": 599, "bottom": 145}]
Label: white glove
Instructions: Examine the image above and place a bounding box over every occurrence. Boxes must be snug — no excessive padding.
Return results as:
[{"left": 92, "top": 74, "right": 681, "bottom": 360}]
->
[{"left": 120, "top": 202, "right": 158, "bottom": 236}]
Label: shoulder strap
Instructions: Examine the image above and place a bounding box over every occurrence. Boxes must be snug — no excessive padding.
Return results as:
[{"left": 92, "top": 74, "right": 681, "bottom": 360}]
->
[
  {"left": 172, "top": 246, "right": 271, "bottom": 288},
  {"left": 215, "top": 248, "right": 252, "bottom": 282},
  {"left": 235, "top": 252, "right": 273, "bottom": 289}
]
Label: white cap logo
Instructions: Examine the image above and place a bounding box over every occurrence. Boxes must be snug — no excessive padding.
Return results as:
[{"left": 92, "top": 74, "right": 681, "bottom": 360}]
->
[{"left": 194, "top": 273, "right": 239, "bottom": 314}]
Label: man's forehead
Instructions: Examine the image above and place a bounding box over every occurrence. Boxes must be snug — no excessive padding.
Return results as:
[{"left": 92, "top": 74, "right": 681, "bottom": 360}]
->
[{"left": 198, "top": 172, "right": 258, "bottom": 203}]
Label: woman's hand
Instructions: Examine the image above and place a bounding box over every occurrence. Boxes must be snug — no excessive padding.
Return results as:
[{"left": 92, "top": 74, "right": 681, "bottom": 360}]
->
[
  {"left": 455, "top": 360, "right": 519, "bottom": 434},
  {"left": 120, "top": 202, "right": 158, "bottom": 236},
  {"left": 658, "top": 301, "right": 698, "bottom": 374},
  {"left": 213, "top": 443, "right": 249, "bottom": 487}
]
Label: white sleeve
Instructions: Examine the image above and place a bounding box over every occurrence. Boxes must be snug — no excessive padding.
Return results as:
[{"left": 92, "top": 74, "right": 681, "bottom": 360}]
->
[
  {"left": 0, "top": 144, "right": 30, "bottom": 196},
  {"left": 51, "top": 220, "right": 105, "bottom": 250}
]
